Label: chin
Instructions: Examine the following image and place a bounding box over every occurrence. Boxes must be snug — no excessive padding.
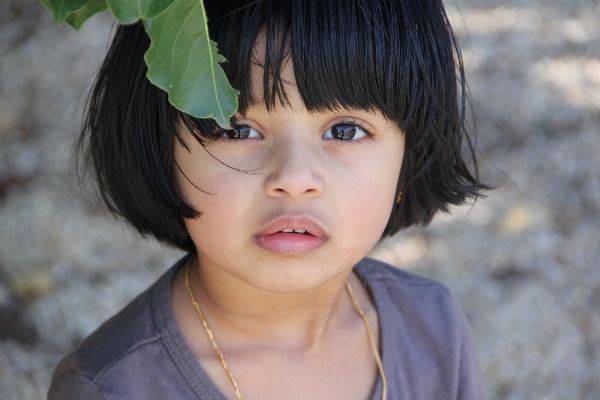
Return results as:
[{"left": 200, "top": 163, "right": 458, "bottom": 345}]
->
[{"left": 244, "top": 259, "right": 348, "bottom": 293}]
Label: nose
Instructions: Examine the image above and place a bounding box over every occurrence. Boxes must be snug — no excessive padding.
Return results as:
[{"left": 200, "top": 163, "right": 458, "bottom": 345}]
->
[{"left": 264, "top": 138, "right": 324, "bottom": 200}]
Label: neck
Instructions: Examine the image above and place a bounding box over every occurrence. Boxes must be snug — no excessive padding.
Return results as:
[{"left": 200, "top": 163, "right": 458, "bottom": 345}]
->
[{"left": 188, "top": 255, "right": 355, "bottom": 349}]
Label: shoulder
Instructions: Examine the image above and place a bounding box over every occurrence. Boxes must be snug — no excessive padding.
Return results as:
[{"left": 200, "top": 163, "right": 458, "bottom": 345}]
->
[
  {"left": 355, "top": 257, "right": 466, "bottom": 336},
  {"left": 54, "top": 286, "right": 159, "bottom": 370},
  {"left": 355, "top": 257, "right": 467, "bottom": 348},
  {"left": 355, "top": 256, "right": 455, "bottom": 308},
  {"left": 355, "top": 257, "right": 486, "bottom": 399},
  {"left": 48, "top": 285, "right": 161, "bottom": 397},
  {"left": 48, "top": 260, "right": 182, "bottom": 399},
  {"left": 48, "top": 369, "right": 107, "bottom": 400}
]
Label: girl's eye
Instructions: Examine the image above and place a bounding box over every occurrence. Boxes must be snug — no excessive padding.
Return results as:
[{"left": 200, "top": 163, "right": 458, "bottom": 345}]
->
[
  {"left": 323, "top": 123, "right": 368, "bottom": 141},
  {"left": 222, "top": 126, "right": 261, "bottom": 139}
]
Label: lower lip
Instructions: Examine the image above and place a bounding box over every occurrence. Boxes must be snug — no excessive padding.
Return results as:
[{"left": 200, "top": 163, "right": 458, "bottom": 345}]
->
[{"left": 255, "top": 232, "right": 326, "bottom": 255}]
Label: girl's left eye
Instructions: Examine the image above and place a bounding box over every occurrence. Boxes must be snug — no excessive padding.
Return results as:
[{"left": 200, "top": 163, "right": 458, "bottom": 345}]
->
[
  {"left": 323, "top": 123, "right": 368, "bottom": 141},
  {"left": 222, "top": 126, "right": 261, "bottom": 139}
]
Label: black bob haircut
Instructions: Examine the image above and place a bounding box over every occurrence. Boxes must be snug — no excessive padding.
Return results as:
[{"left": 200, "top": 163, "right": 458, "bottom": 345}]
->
[{"left": 79, "top": 0, "right": 488, "bottom": 252}]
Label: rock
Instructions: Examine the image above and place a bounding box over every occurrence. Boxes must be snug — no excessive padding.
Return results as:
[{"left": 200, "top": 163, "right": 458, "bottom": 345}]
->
[{"left": 11, "top": 271, "right": 55, "bottom": 300}]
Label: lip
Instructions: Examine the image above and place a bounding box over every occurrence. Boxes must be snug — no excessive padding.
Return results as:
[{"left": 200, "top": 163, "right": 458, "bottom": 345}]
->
[{"left": 255, "top": 216, "right": 328, "bottom": 255}]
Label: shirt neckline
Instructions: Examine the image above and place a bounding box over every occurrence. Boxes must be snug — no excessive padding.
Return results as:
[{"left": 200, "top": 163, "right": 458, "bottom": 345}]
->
[{"left": 154, "top": 255, "right": 392, "bottom": 400}]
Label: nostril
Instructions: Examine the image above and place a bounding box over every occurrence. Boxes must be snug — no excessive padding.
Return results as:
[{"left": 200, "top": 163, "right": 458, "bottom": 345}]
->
[{"left": 264, "top": 160, "right": 325, "bottom": 198}]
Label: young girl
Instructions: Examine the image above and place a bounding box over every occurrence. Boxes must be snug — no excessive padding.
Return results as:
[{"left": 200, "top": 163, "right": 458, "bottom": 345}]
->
[{"left": 49, "top": 0, "right": 487, "bottom": 399}]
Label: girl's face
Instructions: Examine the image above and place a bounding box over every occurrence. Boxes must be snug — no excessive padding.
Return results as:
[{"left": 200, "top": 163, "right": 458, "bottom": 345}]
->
[{"left": 174, "top": 55, "right": 405, "bottom": 293}]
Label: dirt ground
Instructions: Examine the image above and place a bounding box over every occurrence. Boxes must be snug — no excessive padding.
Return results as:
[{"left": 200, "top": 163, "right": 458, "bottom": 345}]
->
[{"left": 1, "top": 0, "right": 599, "bottom": 398}]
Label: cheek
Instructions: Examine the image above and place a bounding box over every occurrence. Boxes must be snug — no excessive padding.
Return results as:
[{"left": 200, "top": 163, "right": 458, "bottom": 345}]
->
[
  {"left": 334, "top": 147, "right": 403, "bottom": 251},
  {"left": 181, "top": 177, "right": 255, "bottom": 240},
  {"left": 174, "top": 137, "right": 250, "bottom": 205},
  {"left": 174, "top": 143, "right": 258, "bottom": 250},
  {"left": 345, "top": 176, "right": 397, "bottom": 237},
  {"left": 182, "top": 194, "right": 247, "bottom": 269}
]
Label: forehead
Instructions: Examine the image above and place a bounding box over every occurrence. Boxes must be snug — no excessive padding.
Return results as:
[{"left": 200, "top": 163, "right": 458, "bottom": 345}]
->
[{"left": 245, "top": 30, "right": 301, "bottom": 111}]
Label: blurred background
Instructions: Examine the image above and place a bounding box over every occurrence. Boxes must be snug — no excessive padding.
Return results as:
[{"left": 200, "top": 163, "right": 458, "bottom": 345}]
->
[{"left": 1, "top": 0, "right": 599, "bottom": 398}]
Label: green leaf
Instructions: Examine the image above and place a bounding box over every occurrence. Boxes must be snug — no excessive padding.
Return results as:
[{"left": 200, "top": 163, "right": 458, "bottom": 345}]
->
[
  {"left": 106, "top": 0, "right": 175, "bottom": 24},
  {"left": 40, "top": 0, "right": 239, "bottom": 126},
  {"left": 47, "top": 0, "right": 90, "bottom": 24},
  {"left": 143, "top": 0, "right": 239, "bottom": 128},
  {"left": 64, "top": 0, "right": 108, "bottom": 30}
]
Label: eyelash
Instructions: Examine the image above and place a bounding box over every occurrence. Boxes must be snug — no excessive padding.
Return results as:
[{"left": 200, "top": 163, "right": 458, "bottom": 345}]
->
[
  {"left": 220, "top": 118, "right": 374, "bottom": 142},
  {"left": 325, "top": 119, "right": 374, "bottom": 143},
  {"left": 220, "top": 125, "right": 261, "bottom": 140},
  {"left": 218, "top": 116, "right": 260, "bottom": 141}
]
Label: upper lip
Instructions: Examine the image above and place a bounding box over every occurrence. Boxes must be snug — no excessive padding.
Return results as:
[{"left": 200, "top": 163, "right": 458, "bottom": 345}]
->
[{"left": 256, "top": 216, "right": 329, "bottom": 238}]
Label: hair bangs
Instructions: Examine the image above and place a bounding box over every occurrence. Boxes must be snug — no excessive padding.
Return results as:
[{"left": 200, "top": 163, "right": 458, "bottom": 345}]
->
[
  {"left": 204, "top": 0, "right": 460, "bottom": 131},
  {"left": 291, "top": 0, "right": 399, "bottom": 116}
]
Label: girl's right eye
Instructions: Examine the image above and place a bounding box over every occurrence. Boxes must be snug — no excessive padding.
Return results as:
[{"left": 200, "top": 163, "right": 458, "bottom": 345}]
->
[{"left": 221, "top": 126, "right": 261, "bottom": 139}]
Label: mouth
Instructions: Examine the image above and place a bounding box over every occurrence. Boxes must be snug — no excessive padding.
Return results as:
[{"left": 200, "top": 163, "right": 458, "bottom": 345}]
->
[
  {"left": 279, "top": 229, "right": 310, "bottom": 234},
  {"left": 255, "top": 216, "right": 328, "bottom": 255}
]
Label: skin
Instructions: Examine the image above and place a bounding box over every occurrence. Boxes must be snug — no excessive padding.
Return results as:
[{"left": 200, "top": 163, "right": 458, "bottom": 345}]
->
[{"left": 170, "top": 38, "right": 405, "bottom": 400}]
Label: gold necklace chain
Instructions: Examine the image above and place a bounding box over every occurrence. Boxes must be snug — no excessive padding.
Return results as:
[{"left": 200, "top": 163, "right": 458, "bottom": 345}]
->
[
  {"left": 345, "top": 281, "right": 388, "bottom": 400},
  {"left": 184, "top": 260, "right": 387, "bottom": 400},
  {"left": 184, "top": 261, "right": 245, "bottom": 400}
]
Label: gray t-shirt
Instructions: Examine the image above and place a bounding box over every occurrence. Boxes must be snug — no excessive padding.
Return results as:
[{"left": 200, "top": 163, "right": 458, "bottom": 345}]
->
[{"left": 48, "top": 257, "right": 485, "bottom": 399}]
